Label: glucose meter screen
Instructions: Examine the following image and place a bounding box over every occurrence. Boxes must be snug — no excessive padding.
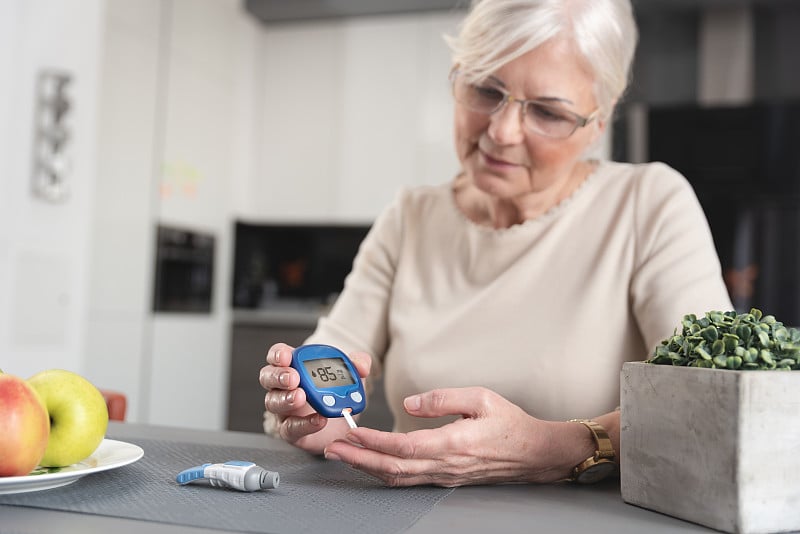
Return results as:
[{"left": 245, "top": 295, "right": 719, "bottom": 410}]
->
[{"left": 304, "top": 357, "right": 355, "bottom": 388}]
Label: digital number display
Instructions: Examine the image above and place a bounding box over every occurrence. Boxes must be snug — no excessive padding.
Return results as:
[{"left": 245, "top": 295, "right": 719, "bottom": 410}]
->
[{"left": 303, "top": 357, "right": 355, "bottom": 388}]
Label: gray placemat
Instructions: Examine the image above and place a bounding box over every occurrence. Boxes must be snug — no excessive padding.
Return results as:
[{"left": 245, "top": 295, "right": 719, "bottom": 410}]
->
[{"left": 0, "top": 437, "right": 453, "bottom": 534}]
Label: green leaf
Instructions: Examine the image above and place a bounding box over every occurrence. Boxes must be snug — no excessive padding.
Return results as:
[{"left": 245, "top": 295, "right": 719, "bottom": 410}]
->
[
  {"left": 789, "top": 329, "right": 800, "bottom": 343},
  {"left": 695, "top": 347, "right": 713, "bottom": 361},
  {"left": 774, "top": 327, "right": 789, "bottom": 343},
  {"left": 701, "top": 326, "right": 719, "bottom": 343},
  {"left": 757, "top": 331, "right": 771, "bottom": 348},
  {"left": 708, "top": 311, "right": 726, "bottom": 324},
  {"left": 760, "top": 350, "right": 776, "bottom": 367},
  {"left": 713, "top": 355, "right": 728, "bottom": 368},
  {"left": 736, "top": 325, "right": 752, "bottom": 344},
  {"left": 722, "top": 334, "right": 739, "bottom": 352}
]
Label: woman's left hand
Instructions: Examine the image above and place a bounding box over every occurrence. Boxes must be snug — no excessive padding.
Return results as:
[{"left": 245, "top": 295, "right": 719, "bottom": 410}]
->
[{"left": 323, "top": 387, "right": 583, "bottom": 487}]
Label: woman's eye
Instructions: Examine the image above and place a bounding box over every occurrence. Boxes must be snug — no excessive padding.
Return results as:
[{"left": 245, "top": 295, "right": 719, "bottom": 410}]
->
[
  {"left": 528, "top": 103, "right": 571, "bottom": 123},
  {"left": 472, "top": 85, "right": 504, "bottom": 103}
]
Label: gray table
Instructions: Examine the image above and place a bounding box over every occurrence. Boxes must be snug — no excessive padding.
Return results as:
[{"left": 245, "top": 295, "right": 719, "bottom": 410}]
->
[{"left": 0, "top": 422, "right": 712, "bottom": 533}]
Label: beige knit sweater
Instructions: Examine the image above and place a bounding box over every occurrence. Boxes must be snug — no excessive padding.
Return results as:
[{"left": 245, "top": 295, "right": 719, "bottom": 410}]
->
[{"left": 305, "top": 160, "right": 733, "bottom": 432}]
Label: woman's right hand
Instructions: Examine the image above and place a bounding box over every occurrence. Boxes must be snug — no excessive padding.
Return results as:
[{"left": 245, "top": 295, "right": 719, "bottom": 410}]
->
[{"left": 259, "top": 342, "right": 372, "bottom": 455}]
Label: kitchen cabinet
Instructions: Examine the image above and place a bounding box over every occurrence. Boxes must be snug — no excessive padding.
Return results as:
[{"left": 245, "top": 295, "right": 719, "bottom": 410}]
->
[
  {"left": 249, "top": 12, "right": 461, "bottom": 223},
  {"left": 228, "top": 319, "right": 313, "bottom": 433},
  {"left": 228, "top": 311, "right": 393, "bottom": 433}
]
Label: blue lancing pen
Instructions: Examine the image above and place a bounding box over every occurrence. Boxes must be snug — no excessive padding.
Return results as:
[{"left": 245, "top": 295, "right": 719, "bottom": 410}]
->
[{"left": 176, "top": 461, "right": 280, "bottom": 492}]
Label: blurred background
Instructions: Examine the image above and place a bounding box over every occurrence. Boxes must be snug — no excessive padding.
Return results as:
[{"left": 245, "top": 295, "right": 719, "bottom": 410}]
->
[{"left": 0, "top": 0, "right": 798, "bottom": 433}]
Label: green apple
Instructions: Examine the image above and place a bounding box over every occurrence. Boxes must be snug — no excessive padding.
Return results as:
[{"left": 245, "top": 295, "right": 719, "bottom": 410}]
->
[
  {"left": 28, "top": 369, "right": 109, "bottom": 467},
  {"left": 0, "top": 373, "right": 50, "bottom": 476}
]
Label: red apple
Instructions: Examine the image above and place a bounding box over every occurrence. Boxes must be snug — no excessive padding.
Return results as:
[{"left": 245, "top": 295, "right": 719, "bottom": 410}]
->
[{"left": 0, "top": 373, "right": 51, "bottom": 476}]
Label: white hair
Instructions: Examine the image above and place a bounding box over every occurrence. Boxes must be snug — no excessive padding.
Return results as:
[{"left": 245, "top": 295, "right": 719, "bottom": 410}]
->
[{"left": 445, "top": 0, "right": 638, "bottom": 120}]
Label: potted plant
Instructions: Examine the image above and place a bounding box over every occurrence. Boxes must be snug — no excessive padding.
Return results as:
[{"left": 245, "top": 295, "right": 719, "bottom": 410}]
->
[{"left": 620, "top": 309, "right": 800, "bottom": 534}]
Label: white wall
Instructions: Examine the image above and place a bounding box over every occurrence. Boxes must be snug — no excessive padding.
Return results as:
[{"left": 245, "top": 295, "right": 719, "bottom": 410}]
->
[
  {"left": 82, "top": 0, "right": 162, "bottom": 424},
  {"left": 0, "top": 0, "right": 104, "bottom": 378},
  {"left": 248, "top": 12, "right": 462, "bottom": 223}
]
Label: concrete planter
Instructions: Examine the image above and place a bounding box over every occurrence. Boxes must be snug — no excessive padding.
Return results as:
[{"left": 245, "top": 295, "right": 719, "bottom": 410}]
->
[{"left": 620, "top": 361, "right": 800, "bottom": 534}]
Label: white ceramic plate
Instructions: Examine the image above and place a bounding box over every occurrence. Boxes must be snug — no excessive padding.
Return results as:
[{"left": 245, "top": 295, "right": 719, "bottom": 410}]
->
[{"left": 0, "top": 438, "right": 144, "bottom": 495}]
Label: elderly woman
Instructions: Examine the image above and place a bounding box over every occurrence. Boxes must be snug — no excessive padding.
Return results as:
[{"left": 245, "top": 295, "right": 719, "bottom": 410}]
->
[{"left": 259, "top": 0, "right": 732, "bottom": 487}]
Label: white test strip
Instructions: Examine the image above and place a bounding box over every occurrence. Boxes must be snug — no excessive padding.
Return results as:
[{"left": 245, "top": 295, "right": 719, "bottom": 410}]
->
[{"left": 341, "top": 407, "right": 358, "bottom": 429}]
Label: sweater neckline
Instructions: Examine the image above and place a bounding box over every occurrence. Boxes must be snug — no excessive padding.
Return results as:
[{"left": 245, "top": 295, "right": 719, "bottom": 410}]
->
[{"left": 447, "top": 159, "right": 605, "bottom": 236}]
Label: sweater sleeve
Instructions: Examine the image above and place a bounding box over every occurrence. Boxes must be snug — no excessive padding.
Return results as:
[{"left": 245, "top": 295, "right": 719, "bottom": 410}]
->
[
  {"left": 303, "top": 190, "right": 406, "bottom": 378},
  {"left": 630, "top": 163, "right": 734, "bottom": 352}
]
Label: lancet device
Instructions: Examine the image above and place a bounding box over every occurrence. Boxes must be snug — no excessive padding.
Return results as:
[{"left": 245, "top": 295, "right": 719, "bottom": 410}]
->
[{"left": 176, "top": 461, "right": 279, "bottom": 492}]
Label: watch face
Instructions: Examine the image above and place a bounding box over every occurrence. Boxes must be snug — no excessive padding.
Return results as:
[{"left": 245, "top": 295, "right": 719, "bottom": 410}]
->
[{"left": 576, "top": 461, "right": 616, "bottom": 484}]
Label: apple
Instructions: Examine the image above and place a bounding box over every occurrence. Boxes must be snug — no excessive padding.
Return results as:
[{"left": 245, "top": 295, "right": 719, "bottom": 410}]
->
[
  {"left": 0, "top": 373, "right": 50, "bottom": 476},
  {"left": 27, "top": 369, "right": 109, "bottom": 467}
]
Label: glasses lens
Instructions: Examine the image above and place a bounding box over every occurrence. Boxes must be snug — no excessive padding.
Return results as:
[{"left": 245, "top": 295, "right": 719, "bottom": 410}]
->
[
  {"left": 523, "top": 102, "right": 578, "bottom": 139},
  {"left": 454, "top": 78, "right": 505, "bottom": 114}
]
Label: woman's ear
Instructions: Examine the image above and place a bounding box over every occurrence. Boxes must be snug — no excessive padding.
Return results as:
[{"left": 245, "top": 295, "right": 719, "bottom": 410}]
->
[
  {"left": 586, "top": 117, "right": 607, "bottom": 148},
  {"left": 589, "top": 99, "right": 617, "bottom": 145}
]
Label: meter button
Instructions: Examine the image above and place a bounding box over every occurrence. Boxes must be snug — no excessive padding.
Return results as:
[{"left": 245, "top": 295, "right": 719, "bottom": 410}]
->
[
  {"left": 350, "top": 392, "right": 363, "bottom": 403},
  {"left": 322, "top": 395, "right": 336, "bottom": 407}
]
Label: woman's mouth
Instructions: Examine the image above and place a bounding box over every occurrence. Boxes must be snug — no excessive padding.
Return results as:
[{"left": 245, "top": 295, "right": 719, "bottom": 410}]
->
[{"left": 480, "top": 150, "right": 519, "bottom": 170}]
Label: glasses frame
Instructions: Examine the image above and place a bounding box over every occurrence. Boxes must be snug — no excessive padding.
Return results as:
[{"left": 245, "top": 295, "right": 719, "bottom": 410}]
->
[{"left": 449, "top": 71, "right": 599, "bottom": 139}]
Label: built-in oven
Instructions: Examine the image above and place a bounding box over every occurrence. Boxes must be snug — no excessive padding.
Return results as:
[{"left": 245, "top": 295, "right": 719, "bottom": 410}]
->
[{"left": 152, "top": 225, "right": 215, "bottom": 313}]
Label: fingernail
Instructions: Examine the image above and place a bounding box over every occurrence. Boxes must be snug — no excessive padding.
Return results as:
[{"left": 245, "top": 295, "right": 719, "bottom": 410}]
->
[
  {"left": 404, "top": 395, "right": 421, "bottom": 411},
  {"left": 279, "top": 372, "right": 290, "bottom": 386},
  {"left": 324, "top": 449, "right": 341, "bottom": 461},
  {"left": 272, "top": 349, "right": 280, "bottom": 364}
]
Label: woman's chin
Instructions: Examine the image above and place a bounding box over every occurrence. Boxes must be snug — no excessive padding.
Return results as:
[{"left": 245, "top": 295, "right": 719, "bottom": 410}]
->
[{"left": 472, "top": 171, "right": 521, "bottom": 198}]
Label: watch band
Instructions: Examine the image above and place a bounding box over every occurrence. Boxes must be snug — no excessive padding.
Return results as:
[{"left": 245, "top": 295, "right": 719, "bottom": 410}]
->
[
  {"left": 566, "top": 419, "right": 616, "bottom": 483},
  {"left": 568, "top": 419, "right": 616, "bottom": 461}
]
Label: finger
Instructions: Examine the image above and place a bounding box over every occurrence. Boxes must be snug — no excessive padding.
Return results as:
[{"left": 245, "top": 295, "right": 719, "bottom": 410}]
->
[
  {"left": 264, "top": 387, "right": 308, "bottom": 415},
  {"left": 281, "top": 413, "right": 327, "bottom": 442},
  {"left": 266, "top": 343, "right": 296, "bottom": 366},
  {"left": 259, "top": 365, "right": 300, "bottom": 391},
  {"left": 403, "top": 387, "right": 492, "bottom": 419},
  {"left": 340, "top": 426, "right": 449, "bottom": 459},
  {"left": 324, "top": 439, "right": 441, "bottom": 487},
  {"left": 348, "top": 351, "right": 372, "bottom": 378}
]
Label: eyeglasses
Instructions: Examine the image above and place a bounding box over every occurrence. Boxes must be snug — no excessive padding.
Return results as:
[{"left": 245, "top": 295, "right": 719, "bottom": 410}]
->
[{"left": 450, "top": 72, "right": 598, "bottom": 139}]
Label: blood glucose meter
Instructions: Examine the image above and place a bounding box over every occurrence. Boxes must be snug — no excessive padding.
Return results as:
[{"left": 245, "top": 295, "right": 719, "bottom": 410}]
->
[{"left": 290, "top": 344, "right": 366, "bottom": 419}]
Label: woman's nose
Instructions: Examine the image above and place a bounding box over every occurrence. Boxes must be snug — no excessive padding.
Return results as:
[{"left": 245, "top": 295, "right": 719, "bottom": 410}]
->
[{"left": 487, "top": 101, "right": 525, "bottom": 145}]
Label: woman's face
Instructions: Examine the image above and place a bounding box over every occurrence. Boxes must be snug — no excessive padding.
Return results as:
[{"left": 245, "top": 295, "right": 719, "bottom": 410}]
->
[{"left": 454, "top": 38, "right": 604, "bottom": 198}]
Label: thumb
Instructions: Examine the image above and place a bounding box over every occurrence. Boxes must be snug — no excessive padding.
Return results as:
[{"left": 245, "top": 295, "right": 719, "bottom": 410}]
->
[
  {"left": 403, "top": 387, "right": 488, "bottom": 419},
  {"left": 348, "top": 351, "right": 372, "bottom": 379}
]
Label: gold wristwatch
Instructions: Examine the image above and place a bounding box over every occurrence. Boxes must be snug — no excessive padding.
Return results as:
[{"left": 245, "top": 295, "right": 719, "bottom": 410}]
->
[{"left": 566, "top": 419, "right": 617, "bottom": 484}]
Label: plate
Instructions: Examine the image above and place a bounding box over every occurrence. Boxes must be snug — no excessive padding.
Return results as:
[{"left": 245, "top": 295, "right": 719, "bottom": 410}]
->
[{"left": 0, "top": 438, "right": 144, "bottom": 495}]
